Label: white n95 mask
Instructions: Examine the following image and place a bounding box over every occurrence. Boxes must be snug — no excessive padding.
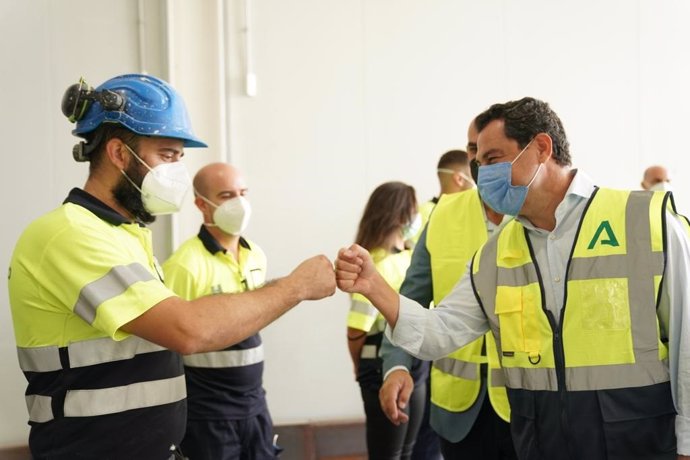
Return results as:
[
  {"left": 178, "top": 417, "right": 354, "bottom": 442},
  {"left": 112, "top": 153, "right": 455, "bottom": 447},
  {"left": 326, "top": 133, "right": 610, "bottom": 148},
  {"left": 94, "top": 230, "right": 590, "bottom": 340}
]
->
[
  {"left": 649, "top": 182, "right": 672, "bottom": 192},
  {"left": 402, "top": 213, "right": 422, "bottom": 241},
  {"left": 140, "top": 162, "right": 192, "bottom": 214},
  {"left": 122, "top": 144, "right": 192, "bottom": 215},
  {"left": 202, "top": 195, "right": 252, "bottom": 235}
]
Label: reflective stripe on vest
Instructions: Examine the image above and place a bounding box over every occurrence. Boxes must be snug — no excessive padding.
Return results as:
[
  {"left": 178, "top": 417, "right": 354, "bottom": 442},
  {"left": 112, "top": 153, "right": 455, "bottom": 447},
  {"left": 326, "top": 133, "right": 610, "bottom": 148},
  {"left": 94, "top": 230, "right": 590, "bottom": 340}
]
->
[
  {"left": 472, "top": 188, "right": 670, "bottom": 392},
  {"left": 434, "top": 355, "right": 482, "bottom": 381},
  {"left": 26, "top": 374, "right": 186, "bottom": 422},
  {"left": 74, "top": 263, "right": 157, "bottom": 325},
  {"left": 361, "top": 344, "right": 378, "bottom": 359},
  {"left": 183, "top": 344, "right": 264, "bottom": 368},
  {"left": 17, "top": 336, "right": 166, "bottom": 372},
  {"left": 426, "top": 189, "right": 510, "bottom": 420},
  {"left": 18, "top": 335, "right": 180, "bottom": 422},
  {"left": 350, "top": 300, "right": 377, "bottom": 316},
  {"left": 432, "top": 353, "right": 506, "bottom": 387}
]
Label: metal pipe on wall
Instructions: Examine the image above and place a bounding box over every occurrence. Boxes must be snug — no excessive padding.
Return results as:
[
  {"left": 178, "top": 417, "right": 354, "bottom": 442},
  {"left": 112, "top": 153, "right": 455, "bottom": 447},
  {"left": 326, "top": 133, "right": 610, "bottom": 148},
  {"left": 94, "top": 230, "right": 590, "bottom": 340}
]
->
[
  {"left": 137, "top": 0, "right": 147, "bottom": 74},
  {"left": 218, "top": 0, "right": 229, "bottom": 163},
  {"left": 164, "top": 0, "right": 180, "bottom": 253},
  {"left": 244, "top": 0, "right": 256, "bottom": 97}
]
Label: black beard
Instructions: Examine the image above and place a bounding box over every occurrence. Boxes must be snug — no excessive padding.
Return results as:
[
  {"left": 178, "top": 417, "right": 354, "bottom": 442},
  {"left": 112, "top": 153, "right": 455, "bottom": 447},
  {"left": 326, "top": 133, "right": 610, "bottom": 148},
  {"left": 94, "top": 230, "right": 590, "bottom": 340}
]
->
[{"left": 113, "top": 162, "right": 156, "bottom": 224}]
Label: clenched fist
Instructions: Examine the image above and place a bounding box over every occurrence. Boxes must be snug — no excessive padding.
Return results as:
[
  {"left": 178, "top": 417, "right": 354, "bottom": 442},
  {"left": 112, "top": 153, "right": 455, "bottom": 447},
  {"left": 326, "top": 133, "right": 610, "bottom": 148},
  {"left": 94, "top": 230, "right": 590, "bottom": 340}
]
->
[
  {"left": 335, "top": 244, "right": 378, "bottom": 296},
  {"left": 289, "top": 255, "right": 336, "bottom": 300}
]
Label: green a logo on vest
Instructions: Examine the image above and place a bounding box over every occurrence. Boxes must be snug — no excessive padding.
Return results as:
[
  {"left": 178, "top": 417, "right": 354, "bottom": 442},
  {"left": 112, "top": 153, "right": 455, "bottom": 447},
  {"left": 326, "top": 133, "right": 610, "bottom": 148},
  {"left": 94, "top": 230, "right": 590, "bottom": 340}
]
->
[{"left": 587, "top": 220, "right": 620, "bottom": 249}]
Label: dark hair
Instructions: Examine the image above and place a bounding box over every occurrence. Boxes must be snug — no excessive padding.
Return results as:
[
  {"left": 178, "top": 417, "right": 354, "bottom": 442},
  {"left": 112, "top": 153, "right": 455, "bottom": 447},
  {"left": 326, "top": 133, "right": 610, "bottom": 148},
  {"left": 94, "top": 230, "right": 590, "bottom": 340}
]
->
[
  {"left": 355, "top": 181, "right": 417, "bottom": 251},
  {"left": 475, "top": 97, "right": 571, "bottom": 166},
  {"left": 85, "top": 123, "right": 141, "bottom": 173},
  {"left": 437, "top": 150, "right": 469, "bottom": 170}
]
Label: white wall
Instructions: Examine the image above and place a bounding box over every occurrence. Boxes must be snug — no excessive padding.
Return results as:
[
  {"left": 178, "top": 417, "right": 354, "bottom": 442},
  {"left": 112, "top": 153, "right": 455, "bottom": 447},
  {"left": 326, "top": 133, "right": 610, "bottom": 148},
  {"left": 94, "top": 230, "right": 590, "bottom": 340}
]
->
[
  {"left": 2, "top": 0, "right": 690, "bottom": 447},
  {"left": 0, "top": 0, "right": 161, "bottom": 445},
  {"left": 231, "top": 0, "right": 690, "bottom": 423}
]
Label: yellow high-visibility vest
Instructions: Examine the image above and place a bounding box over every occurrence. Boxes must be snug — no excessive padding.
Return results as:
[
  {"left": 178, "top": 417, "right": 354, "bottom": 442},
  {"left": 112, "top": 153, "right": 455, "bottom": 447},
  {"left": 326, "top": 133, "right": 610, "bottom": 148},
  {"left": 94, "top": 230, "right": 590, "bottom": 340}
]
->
[
  {"left": 348, "top": 247, "right": 412, "bottom": 336},
  {"left": 471, "top": 188, "right": 671, "bottom": 392},
  {"left": 163, "top": 231, "right": 267, "bottom": 369},
  {"left": 426, "top": 189, "right": 510, "bottom": 421},
  {"left": 8, "top": 192, "right": 184, "bottom": 455}
]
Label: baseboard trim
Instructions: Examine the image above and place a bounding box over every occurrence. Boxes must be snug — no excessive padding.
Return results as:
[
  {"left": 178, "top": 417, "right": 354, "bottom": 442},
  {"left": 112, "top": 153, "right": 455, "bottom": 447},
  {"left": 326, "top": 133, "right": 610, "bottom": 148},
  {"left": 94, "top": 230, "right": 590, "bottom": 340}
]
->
[
  {"left": 0, "top": 445, "right": 30, "bottom": 460},
  {"left": 0, "top": 420, "right": 367, "bottom": 460},
  {"left": 274, "top": 419, "right": 367, "bottom": 460}
]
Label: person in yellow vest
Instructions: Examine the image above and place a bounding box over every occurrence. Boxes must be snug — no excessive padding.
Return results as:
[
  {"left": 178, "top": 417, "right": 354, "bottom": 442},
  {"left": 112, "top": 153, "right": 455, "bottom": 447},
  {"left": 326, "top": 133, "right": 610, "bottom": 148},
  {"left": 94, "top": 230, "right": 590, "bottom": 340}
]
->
[
  {"left": 162, "top": 163, "right": 278, "bottom": 460},
  {"left": 641, "top": 165, "right": 672, "bottom": 192},
  {"left": 380, "top": 119, "right": 517, "bottom": 459},
  {"left": 336, "top": 97, "right": 690, "bottom": 460},
  {"left": 409, "top": 150, "right": 475, "bottom": 246},
  {"left": 7, "top": 74, "right": 335, "bottom": 460},
  {"left": 401, "top": 148, "right": 477, "bottom": 460},
  {"left": 346, "top": 181, "right": 424, "bottom": 460}
]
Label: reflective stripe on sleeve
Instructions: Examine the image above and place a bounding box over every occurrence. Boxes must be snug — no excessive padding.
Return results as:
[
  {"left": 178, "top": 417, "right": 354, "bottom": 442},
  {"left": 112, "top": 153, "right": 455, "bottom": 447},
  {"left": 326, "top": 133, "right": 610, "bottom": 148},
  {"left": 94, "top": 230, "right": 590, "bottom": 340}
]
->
[
  {"left": 183, "top": 345, "right": 264, "bottom": 368},
  {"left": 73, "top": 263, "right": 156, "bottom": 324}
]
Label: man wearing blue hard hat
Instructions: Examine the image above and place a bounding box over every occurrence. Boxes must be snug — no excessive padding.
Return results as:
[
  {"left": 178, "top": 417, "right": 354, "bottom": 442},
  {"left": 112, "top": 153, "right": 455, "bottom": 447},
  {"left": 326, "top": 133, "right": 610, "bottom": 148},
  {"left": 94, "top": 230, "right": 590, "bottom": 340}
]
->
[{"left": 7, "top": 74, "right": 336, "bottom": 460}]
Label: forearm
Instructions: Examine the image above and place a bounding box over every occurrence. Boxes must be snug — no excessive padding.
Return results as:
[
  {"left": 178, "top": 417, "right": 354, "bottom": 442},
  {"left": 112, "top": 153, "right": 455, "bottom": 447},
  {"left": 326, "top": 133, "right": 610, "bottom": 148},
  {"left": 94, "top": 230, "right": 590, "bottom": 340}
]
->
[
  {"left": 380, "top": 332, "right": 415, "bottom": 375},
  {"left": 361, "top": 274, "right": 401, "bottom": 328},
  {"left": 386, "top": 271, "right": 489, "bottom": 361},
  {"left": 195, "top": 277, "right": 304, "bottom": 349},
  {"left": 380, "top": 235, "right": 433, "bottom": 375},
  {"left": 124, "top": 276, "right": 304, "bottom": 354}
]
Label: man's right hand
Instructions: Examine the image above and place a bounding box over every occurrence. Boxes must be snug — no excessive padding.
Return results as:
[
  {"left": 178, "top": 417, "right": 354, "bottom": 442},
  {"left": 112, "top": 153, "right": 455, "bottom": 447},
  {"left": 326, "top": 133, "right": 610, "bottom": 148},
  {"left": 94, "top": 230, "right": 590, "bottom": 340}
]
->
[
  {"left": 289, "top": 255, "right": 336, "bottom": 300},
  {"left": 336, "top": 244, "right": 401, "bottom": 328},
  {"left": 379, "top": 369, "right": 414, "bottom": 425},
  {"left": 335, "top": 244, "right": 378, "bottom": 297}
]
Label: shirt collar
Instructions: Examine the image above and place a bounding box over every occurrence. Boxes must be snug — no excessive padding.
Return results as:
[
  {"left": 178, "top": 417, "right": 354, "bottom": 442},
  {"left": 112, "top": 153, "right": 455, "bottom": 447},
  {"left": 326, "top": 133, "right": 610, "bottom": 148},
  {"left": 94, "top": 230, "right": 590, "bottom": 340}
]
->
[
  {"left": 197, "top": 224, "right": 251, "bottom": 255},
  {"left": 563, "top": 168, "right": 596, "bottom": 201},
  {"left": 63, "top": 188, "right": 138, "bottom": 227},
  {"left": 516, "top": 168, "right": 596, "bottom": 232}
]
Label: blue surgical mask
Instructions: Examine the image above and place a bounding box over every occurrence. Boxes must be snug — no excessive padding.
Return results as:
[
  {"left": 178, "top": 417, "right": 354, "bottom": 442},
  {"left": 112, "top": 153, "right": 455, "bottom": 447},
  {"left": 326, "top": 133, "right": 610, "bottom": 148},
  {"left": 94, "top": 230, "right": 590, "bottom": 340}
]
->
[{"left": 477, "top": 139, "right": 541, "bottom": 216}]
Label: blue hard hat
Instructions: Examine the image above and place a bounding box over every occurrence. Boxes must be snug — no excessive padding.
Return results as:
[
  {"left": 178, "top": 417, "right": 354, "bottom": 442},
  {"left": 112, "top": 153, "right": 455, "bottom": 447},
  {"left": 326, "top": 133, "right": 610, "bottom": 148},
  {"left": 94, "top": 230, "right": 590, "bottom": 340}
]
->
[{"left": 72, "top": 74, "right": 207, "bottom": 148}]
